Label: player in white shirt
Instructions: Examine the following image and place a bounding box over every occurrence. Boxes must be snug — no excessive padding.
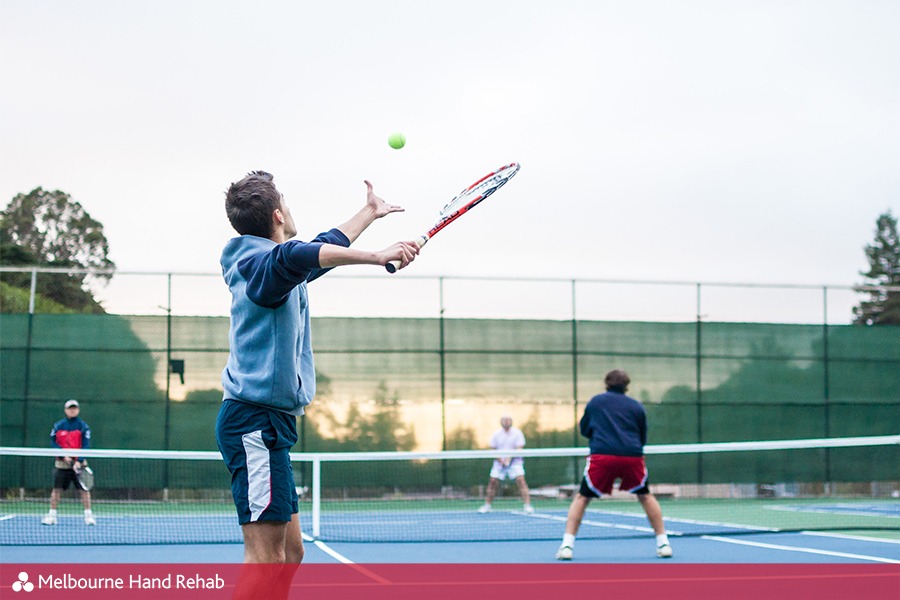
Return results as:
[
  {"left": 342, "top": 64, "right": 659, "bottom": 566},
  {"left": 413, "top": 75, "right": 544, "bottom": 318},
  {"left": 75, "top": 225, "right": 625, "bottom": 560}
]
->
[{"left": 477, "top": 416, "right": 534, "bottom": 514}]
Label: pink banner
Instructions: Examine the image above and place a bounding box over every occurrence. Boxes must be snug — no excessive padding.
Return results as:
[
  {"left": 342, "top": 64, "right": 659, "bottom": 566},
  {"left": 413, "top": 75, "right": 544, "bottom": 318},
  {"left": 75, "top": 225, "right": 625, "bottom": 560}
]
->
[{"left": 2, "top": 563, "right": 898, "bottom": 599}]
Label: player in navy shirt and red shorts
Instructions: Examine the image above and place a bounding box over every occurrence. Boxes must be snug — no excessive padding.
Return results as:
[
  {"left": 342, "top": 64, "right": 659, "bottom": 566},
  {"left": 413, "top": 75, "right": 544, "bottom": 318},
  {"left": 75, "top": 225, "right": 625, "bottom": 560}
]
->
[{"left": 556, "top": 370, "right": 673, "bottom": 560}]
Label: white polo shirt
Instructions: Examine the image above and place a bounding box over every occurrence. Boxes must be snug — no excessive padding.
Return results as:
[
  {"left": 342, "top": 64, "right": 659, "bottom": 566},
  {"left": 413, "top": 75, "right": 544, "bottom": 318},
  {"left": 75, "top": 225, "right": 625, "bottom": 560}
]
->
[{"left": 490, "top": 426, "right": 526, "bottom": 468}]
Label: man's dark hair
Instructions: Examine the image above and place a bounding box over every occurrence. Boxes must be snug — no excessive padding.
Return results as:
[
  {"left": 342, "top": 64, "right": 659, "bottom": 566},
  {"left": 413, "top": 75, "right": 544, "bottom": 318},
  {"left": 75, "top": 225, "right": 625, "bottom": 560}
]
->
[
  {"left": 604, "top": 369, "right": 630, "bottom": 393},
  {"left": 225, "top": 171, "right": 281, "bottom": 237}
]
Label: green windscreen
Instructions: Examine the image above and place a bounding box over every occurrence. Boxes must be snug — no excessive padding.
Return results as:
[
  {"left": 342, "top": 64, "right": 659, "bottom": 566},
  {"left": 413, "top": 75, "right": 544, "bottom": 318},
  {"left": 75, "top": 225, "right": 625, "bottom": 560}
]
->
[{"left": 1, "top": 315, "right": 897, "bottom": 459}]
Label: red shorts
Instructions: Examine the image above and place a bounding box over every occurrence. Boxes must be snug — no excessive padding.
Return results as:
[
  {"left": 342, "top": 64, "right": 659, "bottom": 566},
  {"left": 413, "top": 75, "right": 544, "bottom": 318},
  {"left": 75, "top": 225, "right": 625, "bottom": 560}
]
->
[{"left": 580, "top": 454, "right": 649, "bottom": 497}]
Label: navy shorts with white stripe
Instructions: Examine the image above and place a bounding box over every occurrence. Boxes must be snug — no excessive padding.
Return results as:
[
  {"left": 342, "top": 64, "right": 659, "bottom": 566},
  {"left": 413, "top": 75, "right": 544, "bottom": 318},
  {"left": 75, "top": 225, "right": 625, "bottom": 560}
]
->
[{"left": 216, "top": 399, "right": 299, "bottom": 524}]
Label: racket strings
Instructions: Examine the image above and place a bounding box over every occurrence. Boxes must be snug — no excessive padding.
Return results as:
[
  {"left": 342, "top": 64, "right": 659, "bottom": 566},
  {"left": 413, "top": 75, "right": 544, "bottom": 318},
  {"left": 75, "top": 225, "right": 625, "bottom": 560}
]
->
[{"left": 438, "top": 170, "right": 515, "bottom": 217}]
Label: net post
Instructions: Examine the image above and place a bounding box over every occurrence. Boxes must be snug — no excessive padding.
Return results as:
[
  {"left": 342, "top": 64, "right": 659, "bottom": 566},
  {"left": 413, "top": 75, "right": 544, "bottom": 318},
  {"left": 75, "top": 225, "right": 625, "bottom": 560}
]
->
[{"left": 312, "top": 457, "right": 321, "bottom": 539}]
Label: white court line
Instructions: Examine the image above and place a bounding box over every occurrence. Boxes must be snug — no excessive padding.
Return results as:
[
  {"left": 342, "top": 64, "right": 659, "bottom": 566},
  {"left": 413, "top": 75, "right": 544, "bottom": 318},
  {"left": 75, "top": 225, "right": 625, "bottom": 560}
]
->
[
  {"left": 766, "top": 505, "right": 900, "bottom": 519},
  {"left": 305, "top": 533, "right": 392, "bottom": 585},
  {"left": 307, "top": 534, "right": 353, "bottom": 564},
  {"left": 521, "top": 509, "right": 778, "bottom": 537},
  {"left": 701, "top": 535, "right": 900, "bottom": 564},
  {"left": 800, "top": 531, "right": 900, "bottom": 545},
  {"left": 590, "top": 509, "right": 777, "bottom": 533},
  {"left": 516, "top": 510, "right": 658, "bottom": 534},
  {"left": 0, "top": 515, "right": 16, "bottom": 521},
  {"left": 519, "top": 508, "right": 900, "bottom": 561}
]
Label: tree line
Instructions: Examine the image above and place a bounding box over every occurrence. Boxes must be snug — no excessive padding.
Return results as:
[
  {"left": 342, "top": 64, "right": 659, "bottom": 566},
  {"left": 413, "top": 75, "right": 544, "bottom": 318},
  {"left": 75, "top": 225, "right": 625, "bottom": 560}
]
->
[{"left": 3, "top": 186, "right": 898, "bottom": 321}]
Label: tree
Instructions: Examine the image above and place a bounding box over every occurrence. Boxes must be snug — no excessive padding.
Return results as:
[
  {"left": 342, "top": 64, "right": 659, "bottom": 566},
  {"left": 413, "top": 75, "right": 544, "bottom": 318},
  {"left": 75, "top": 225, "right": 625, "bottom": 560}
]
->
[
  {"left": 853, "top": 210, "right": 900, "bottom": 325},
  {"left": 334, "top": 382, "right": 416, "bottom": 451},
  {"left": 518, "top": 409, "right": 572, "bottom": 447},
  {"left": 445, "top": 425, "right": 477, "bottom": 450},
  {"left": 0, "top": 187, "right": 114, "bottom": 313}
]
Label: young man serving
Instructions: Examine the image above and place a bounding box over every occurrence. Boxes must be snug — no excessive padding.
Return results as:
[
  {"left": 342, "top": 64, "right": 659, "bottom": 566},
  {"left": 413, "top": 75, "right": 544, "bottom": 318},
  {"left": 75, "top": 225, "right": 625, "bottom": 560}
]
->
[{"left": 217, "top": 171, "right": 418, "bottom": 598}]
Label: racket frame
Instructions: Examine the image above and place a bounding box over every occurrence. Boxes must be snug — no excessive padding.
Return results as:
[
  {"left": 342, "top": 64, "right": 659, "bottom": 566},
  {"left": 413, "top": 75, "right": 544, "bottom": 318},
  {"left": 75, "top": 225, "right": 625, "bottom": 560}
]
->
[
  {"left": 385, "top": 162, "right": 520, "bottom": 273},
  {"left": 74, "top": 464, "right": 94, "bottom": 492}
]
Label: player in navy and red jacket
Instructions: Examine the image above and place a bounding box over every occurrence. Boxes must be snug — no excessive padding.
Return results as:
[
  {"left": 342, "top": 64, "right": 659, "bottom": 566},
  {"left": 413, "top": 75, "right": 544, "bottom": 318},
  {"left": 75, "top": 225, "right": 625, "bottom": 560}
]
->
[{"left": 41, "top": 399, "right": 95, "bottom": 526}]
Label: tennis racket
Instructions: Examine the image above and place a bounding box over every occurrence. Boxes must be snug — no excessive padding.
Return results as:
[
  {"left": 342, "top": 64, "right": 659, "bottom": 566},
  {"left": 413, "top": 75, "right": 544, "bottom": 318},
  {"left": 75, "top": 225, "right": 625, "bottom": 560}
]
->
[
  {"left": 74, "top": 463, "right": 94, "bottom": 492},
  {"left": 385, "top": 162, "right": 521, "bottom": 273}
]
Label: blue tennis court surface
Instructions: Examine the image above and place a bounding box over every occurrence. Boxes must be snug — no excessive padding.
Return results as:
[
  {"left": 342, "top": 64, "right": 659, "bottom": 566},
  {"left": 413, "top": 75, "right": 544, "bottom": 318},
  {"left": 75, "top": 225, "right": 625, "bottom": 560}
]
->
[
  {"left": 0, "top": 508, "right": 857, "bottom": 545},
  {"left": 5, "top": 531, "right": 900, "bottom": 565},
  {"left": 1, "top": 514, "right": 240, "bottom": 545},
  {"left": 4, "top": 504, "right": 898, "bottom": 565},
  {"left": 5, "top": 499, "right": 898, "bottom": 546}
]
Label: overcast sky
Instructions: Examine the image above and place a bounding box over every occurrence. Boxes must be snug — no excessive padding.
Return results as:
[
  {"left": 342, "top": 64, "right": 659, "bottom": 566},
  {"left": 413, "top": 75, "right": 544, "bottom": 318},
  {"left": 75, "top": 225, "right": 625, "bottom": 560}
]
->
[{"left": 1, "top": 1, "right": 898, "bottom": 319}]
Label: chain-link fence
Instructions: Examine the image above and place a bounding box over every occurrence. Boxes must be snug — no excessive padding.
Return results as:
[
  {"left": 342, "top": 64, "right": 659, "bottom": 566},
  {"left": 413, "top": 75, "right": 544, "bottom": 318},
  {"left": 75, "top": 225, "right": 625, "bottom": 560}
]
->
[{"left": 1, "top": 268, "right": 898, "bottom": 469}]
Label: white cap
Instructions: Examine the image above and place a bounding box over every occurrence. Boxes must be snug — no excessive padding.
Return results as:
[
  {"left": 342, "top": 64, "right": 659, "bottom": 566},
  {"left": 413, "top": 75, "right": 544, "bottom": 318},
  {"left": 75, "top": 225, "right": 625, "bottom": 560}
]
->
[{"left": 64, "top": 399, "right": 79, "bottom": 409}]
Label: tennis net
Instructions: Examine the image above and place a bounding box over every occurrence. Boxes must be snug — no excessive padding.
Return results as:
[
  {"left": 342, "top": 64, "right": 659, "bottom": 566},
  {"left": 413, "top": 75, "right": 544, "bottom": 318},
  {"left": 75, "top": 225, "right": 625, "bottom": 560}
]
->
[{"left": 1, "top": 435, "right": 898, "bottom": 545}]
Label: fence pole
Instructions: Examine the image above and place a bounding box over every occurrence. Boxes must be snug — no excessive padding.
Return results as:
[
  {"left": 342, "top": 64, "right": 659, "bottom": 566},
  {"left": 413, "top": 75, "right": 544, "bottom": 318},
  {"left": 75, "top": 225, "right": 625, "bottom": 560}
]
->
[
  {"left": 22, "top": 268, "right": 37, "bottom": 444},
  {"left": 823, "top": 286, "right": 832, "bottom": 489},
  {"left": 163, "top": 274, "right": 172, "bottom": 496},
  {"left": 695, "top": 282, "right": 703, "bottom": 485},
  {"left": 571, "top": 279, "right": 579, "bottom": 445},
  {"left": 19, "top": 269, "right": 38, "bottom": 489},
  {"left": 28, "top": 267, "right": 37, "bottom": 314},
  {"left": 439, "top": 277, "right": 447, "bottom": 488},
  {"left": 571, "top": 279, "right": 580, "bottom": 482}
]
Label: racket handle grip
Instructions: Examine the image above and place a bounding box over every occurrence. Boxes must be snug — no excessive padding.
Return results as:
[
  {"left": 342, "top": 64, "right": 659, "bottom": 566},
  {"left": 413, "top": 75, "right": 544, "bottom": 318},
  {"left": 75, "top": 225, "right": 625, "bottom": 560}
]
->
[{"left": 385, "top": 235, "right": 429, "bottom": 274}]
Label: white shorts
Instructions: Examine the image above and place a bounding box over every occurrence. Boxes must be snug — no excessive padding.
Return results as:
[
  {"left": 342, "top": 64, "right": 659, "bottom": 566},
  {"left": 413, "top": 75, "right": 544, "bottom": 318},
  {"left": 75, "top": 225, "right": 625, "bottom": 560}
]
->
[{"left": 490, "top": 461, "right": 525, "bottom": 480}]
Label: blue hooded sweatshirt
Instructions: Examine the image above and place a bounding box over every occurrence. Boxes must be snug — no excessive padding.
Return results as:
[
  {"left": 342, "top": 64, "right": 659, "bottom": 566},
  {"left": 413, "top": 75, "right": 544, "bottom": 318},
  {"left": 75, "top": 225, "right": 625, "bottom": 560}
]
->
[{"left": 220, "top": 229, "right": 349, "bottom": 415}]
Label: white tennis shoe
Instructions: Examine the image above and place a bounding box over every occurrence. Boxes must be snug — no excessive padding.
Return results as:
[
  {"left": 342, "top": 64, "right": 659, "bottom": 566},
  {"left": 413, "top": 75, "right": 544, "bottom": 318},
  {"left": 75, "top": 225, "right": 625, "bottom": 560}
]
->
[
  {"left": 476, "top": 504, "right": 492, "bottom": 514},
  {"left": 555, "top": 545, "right": 573, "bottom": 560},
  {"left": 84, "top": 515, "right": 96, "bottom": 526},
  {"left": 41, "top": 514, "right": 57, "bottom": 525},
  {"left": 656, "top": 543, "right": 673, "bottom": 558},
  {"left": 523, "top": 504, "right": 535, "bottom": 514}
]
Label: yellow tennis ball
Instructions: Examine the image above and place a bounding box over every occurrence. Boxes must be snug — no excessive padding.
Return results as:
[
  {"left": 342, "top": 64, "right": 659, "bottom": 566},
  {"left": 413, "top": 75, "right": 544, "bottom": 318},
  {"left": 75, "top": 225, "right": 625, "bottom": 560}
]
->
[{"left": 388, "top": 132, "right": 406, "bottom": 149}]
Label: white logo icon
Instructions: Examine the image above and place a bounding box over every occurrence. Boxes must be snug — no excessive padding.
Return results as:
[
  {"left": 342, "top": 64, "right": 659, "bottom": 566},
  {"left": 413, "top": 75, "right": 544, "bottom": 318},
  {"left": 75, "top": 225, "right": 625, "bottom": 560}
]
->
[{"left": 12, "top": 572, "right": 34, "bottom": 592}]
